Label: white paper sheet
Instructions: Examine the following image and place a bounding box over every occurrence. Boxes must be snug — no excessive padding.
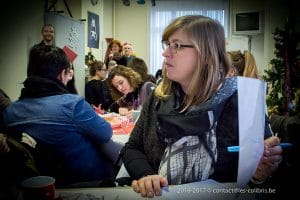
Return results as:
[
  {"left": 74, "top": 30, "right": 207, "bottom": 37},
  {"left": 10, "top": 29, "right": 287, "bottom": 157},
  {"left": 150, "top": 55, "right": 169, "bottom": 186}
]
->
[{"left": 237, "top": 76, "right": 266, "bottom": 187}]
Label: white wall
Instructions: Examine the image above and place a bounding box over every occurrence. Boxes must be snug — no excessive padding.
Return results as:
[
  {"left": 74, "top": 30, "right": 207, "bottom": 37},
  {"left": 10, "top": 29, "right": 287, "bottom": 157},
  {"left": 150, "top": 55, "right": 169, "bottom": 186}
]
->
[
  {"left": 45, "top": 12, "right": 85, "bottom": 96},
  {"left": 113, "top": 0, "right": 150, "bottom": 66},
  {"left": 227, "top": 0, "right": 288, "bottom": 75},
  {"left": 110, "top": 0, "right": 291, "bottom": 76},
  {"left": 81, "top": 0, "right": 104, "bottom": 61},
  {"left": 0, "top": 0, "right": 44, "bottom": 100},
  {"left": 0, "top": 0, "right": 294, "bottom": 100}
]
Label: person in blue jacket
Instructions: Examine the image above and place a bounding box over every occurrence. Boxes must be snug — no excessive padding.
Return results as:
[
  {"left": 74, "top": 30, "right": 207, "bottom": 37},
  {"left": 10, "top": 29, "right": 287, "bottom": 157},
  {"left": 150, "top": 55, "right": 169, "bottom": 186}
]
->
[{"left": 4, "top": 45, "right": 116, "bottom": 185}]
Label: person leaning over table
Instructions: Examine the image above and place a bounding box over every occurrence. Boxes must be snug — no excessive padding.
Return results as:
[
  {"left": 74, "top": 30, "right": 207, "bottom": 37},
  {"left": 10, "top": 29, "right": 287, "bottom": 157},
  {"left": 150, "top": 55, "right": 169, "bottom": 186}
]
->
[
  {"left": 107, "top": 66, "right": 155, "bottom": 116},
  {"left": 120, "top": 15, "right": 282, "bottom": 198},
  {"left": 3, "top": 45, "right": 117, "bottom": 185}
]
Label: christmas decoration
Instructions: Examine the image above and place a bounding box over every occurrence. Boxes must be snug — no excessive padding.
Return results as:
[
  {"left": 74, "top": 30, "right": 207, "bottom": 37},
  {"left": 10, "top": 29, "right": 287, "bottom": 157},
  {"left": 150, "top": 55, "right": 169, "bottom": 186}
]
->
[
  {"left": 85, "top": 49, "right": 96, "bottom": 66},
  {"left": 263, "top": 20, "right": 299, "bottom": 116}
]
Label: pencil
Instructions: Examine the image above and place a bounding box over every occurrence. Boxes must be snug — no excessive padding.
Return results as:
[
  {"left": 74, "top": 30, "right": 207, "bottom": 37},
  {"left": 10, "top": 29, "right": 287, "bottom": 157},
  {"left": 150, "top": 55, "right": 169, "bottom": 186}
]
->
[{"left": 227, "top": 142, "right": 293, "bottom": 152}]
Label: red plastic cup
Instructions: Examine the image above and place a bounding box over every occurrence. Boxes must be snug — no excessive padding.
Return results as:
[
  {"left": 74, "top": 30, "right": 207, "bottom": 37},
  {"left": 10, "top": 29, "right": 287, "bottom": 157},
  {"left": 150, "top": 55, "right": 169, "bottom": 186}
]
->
[{"left": 21, "top": 176, "right": 56, "bottom": 200}]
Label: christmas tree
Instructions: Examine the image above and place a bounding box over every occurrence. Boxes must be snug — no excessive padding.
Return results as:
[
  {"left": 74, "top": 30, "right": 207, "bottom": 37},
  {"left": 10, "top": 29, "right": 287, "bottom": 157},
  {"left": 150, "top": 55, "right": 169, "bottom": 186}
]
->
[{"left": 263, "top": 20, "right": 299, "bottom": 116}]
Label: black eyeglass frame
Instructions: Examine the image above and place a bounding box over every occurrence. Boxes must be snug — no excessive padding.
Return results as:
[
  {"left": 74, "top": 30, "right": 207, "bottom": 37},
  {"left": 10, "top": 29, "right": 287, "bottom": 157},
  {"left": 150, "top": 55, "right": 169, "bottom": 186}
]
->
[{"left": 162, "top": 41, "right": 194, "bottom": 54}]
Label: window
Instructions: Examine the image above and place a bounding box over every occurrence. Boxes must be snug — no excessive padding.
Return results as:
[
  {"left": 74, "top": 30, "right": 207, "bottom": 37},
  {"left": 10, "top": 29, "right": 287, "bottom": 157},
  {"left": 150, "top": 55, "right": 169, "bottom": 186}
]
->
[{"left": 149, "top": 0, "right": 228, "bottom": 75}]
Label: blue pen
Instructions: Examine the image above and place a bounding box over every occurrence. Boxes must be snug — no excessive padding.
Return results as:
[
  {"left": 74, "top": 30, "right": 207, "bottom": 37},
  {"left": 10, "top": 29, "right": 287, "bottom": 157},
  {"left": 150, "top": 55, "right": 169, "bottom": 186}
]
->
[{"left": 227, "top": 142, "right": 293, "bottom": 152}]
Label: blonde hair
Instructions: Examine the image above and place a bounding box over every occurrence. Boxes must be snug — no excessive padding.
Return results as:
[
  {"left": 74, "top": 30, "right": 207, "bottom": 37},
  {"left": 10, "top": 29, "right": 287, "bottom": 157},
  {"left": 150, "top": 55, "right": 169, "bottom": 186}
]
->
[
  {"left": 243, "top": 51, "right": 260, "bottom": 79},
  {"left": 227, "top": 50, "right": 260, "bottom": 79},
  {"left": 155, "top": 15, "right": 231, "bottom": 111}
]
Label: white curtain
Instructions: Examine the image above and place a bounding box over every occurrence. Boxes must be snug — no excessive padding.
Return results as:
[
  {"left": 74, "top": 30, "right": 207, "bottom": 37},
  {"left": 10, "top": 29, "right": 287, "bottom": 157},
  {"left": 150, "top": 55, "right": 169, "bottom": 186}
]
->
[{"left": 149, "top": 0, "right": 228, "bottom": 75}]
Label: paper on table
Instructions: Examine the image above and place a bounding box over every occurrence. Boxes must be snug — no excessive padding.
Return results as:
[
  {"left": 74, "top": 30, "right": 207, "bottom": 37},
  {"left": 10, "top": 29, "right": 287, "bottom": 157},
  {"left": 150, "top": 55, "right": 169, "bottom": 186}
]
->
[{"left": 237, "top": 77, "right": 266, "bottom": 187}]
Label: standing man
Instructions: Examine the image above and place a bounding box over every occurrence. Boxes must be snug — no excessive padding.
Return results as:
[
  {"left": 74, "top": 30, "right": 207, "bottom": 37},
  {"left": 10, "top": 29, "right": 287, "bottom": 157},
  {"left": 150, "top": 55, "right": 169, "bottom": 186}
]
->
[
  {"left": 37, "top": 24, "right": 55, "bottom": 47},
  {"left": 123, "top": 42, "right": 136, "bottom": 65},
  {"left": 28, "top": 24, "right": 55, "bottom": 76}
]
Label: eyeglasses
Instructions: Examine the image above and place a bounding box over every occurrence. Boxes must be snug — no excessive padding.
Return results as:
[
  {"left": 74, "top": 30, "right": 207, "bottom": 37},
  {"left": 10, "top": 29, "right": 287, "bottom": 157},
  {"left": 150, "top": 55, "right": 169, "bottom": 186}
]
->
[{"left": 162, "top": 41, "right": 194, "bottom": 54}]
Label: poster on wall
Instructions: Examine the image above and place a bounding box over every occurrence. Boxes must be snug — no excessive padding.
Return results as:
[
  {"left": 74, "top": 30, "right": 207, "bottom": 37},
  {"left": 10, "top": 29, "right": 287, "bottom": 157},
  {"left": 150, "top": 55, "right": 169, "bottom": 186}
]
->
[{"left": 87, "top": 11, "right": 99, "bottom": 49}]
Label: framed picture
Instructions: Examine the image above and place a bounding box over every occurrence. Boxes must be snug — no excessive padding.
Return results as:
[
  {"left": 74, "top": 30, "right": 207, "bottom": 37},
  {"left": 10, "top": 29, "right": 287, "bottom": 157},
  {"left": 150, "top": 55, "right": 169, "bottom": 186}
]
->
[{"left": 87, "top": 11, "right": 99, "bottom": 48}]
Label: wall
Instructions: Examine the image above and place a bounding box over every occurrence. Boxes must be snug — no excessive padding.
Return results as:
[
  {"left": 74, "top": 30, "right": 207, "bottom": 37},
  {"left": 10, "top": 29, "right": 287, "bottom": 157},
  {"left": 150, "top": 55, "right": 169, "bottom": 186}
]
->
[
  {"left": 227, "top": 0, "right": 288, "bottom": 75},
  {"left": 0, "top": 0, "right": 44, "bottom": 100},
  {"left": 81, "top": 0, "right": 103, "bottom": 61},
  {"left": 42, "top": 0, "right": 87, "bottom": 96},
  {"left": 110, "top": 0, "right": 290, "bottom": 76},
  {"left": 113, "top": 0, "right": 150, "bottom": 66},
  {"left": 45, "top": 12, "right": 85, "bottom": 96},
  {"left": 0, "top": 0, "right": 294, "bottom": 100},
  {"left": 227, "top": 0, "right": 265, "bottom": 74}
]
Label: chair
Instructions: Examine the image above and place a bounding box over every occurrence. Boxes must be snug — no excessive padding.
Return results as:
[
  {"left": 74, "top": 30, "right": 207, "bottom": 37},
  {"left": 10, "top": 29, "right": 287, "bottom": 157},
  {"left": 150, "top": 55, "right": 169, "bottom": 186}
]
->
[
  {"left": 5, "top": 131, "right": 121, "bottom": 188},
  {"left": 0, "top": 134, "right": 40, "bottom": 189},
  {"left": 4, "top": 132, "right": 66, "bottom": 186}
]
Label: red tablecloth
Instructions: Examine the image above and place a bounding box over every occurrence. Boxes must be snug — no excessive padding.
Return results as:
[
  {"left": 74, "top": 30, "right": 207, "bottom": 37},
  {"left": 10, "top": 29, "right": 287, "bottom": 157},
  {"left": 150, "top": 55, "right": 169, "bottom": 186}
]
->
[
  {"left": 100, "top": 113, "right": 134, "bottom": 135},
  {"left": 112, "top": 122, "right": 134, "bottom": 135}
]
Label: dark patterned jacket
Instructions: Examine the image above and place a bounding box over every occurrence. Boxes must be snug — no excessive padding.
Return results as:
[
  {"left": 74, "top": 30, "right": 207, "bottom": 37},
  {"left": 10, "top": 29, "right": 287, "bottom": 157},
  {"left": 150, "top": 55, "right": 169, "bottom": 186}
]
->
[{"left": 121, "top": 84, "right": 272, "bottom": 182}]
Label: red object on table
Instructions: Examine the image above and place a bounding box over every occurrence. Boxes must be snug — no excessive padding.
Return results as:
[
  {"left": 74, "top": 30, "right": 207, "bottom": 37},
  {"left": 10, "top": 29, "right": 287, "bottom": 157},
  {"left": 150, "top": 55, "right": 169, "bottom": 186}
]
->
[{"left": 113, "top": 122, "right": 134, "bottom": 135}]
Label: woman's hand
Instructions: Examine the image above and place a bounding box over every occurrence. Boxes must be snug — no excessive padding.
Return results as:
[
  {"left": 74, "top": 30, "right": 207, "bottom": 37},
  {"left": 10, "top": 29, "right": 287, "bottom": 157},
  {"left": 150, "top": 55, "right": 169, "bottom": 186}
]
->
[
  {"left": 253, "top": 136, "right": 282, "bottom": 183},
  {"left": 93, "top": 104, "right": 105, "bottom": 115},
  {"left": 132, "top": 175, "right": 168, "bottom": 198},
  {"left": 124, "top": 110, "right": 134, "bottom": 122},
  {"left": 119, "top": 107, "right": 130, "bottom": 116}
]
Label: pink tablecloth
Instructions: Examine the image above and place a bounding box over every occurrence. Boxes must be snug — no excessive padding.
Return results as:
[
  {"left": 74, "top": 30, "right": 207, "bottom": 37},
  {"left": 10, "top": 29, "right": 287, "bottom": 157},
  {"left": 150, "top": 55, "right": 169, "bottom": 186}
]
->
[
  {"left": 112, "top": 122, "right": 134, "bottom": 135},
  {"left": 100, "top": 113, "right": 135, "bottom": 135}
]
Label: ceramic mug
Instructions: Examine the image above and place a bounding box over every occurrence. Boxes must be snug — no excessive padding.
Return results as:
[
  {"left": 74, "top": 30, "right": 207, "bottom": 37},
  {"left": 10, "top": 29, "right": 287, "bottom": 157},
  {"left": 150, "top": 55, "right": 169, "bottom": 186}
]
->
[{"left": 21, "top": 176, "right": 56, "bottom": 200}]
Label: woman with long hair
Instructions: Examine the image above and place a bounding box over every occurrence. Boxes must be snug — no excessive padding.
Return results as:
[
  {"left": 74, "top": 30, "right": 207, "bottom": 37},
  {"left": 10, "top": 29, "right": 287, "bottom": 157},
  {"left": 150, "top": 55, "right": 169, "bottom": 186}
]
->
[{"left": 121, "top": 15, "right": 282, "bottom": 198}]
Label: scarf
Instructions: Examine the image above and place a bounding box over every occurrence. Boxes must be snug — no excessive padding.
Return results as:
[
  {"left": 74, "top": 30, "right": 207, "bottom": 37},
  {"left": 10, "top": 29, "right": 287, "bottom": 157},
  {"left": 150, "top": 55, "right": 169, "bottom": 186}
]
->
[
  {"left": 19, "top": 76, "right": 70, "bottom": 99},
  {"left": 157, "top": 77, "right": 237, "bottom": 184}
]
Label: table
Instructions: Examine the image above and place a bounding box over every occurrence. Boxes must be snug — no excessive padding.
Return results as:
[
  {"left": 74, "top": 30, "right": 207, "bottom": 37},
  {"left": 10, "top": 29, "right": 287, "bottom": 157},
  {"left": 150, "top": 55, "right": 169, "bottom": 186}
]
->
[
  {"left": 100, "top": 112, "right": 135, "bottom": 135},
  {"left": 98, "top": 113, "right": 133, "bottom": 177},
  {"left": 58, "top": 114, "right": 256, "bottom": 199},
  {"left": 99, "top": 113, "right": 132, "bottom": 166},
  {"left": 56, "top": 179, "right": 255, "bottom": 200},
  {"left": 111, "top": 134, "right": 130, "bottom": 178}
]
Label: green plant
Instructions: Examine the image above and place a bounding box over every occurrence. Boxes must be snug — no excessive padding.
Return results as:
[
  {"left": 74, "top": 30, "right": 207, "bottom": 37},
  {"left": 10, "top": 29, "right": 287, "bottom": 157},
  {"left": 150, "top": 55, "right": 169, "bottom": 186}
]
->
[
  {"left": 85, "top": 49, "right": 96, "bottom": 66},
  {"left": 263, "top": 21, "right": 299, "bottom": 116}
]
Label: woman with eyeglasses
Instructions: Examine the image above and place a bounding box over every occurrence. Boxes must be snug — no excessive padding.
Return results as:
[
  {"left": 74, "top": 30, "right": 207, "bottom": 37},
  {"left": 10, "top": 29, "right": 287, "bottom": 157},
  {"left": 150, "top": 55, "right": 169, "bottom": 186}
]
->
[
  {"left": 120, "top": 15, "right": 282, "bottom": 198},
  {"left": 85, "top": 60, "right": 113, "bottom": 111}
]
